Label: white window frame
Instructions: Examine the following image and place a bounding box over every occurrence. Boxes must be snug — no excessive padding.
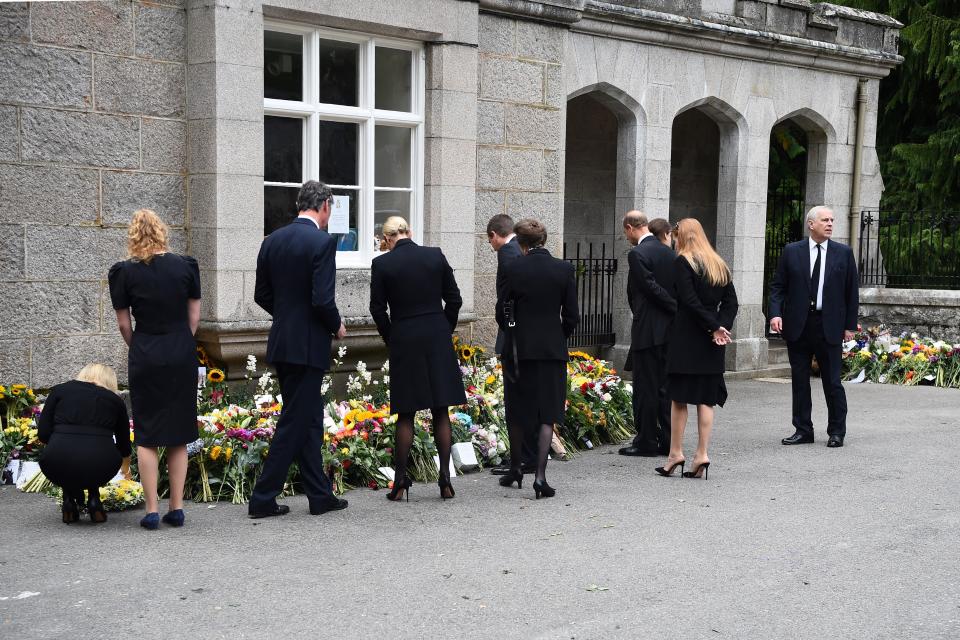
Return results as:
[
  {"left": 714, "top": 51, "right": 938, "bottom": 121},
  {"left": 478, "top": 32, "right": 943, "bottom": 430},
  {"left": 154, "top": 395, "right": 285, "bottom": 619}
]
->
[{"left": 263, "top": 21, "right": 426, "bottom": 269}]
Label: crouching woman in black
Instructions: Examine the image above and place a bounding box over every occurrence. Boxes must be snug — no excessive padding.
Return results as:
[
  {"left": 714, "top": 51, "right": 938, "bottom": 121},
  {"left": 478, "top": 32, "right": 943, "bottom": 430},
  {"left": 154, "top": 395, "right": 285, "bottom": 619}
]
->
[
  {"left": 496, "top": 219, "right": 579, "bottom": 499},
  {"left": 38, "top": 364, "right": 131, "bottom": 524}
]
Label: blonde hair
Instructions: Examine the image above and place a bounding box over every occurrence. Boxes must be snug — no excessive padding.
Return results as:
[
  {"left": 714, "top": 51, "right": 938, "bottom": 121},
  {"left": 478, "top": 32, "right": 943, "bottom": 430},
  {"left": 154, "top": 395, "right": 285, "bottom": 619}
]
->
[
  {"left": 381, "top": 216, "right": 410, "bottom": 237},
  {"left": 127, "top": 209, "right": 169, "bottom": 263},
  {"left": 76, "top": 363, "right": 119, "bottom": 391},
  {"left": 674, "top": 218, "right": 731, "bottom": 287}
]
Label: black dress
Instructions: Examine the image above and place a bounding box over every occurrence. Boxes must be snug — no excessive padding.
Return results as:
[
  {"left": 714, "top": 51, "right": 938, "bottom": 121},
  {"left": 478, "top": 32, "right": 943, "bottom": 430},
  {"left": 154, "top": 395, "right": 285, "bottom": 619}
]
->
[
  {"left": 38, "top": 380, "right": 131, "bottom": 493},
  {"left": 369, "top": 239, "right": 466, "bottom": 414},
  {"left": 496, "top": 247, "right": 579, "bottom": 427},
  {"left": 666, "top": 256, "right": 739, "bottom": 407},
  {"left": 108, "top": 254, "right": 201, "bottom": 446}
]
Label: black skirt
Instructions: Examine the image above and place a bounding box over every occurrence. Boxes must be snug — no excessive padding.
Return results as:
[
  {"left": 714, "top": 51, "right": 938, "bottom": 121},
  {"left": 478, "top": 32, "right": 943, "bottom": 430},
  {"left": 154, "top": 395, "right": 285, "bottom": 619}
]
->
[
  {"left": 39, "top": 431, "right": 122, "bottom": 492},
  {"left": 668, "top": 373, "right": 728, "bottom": 407},
  {"left": 505, "top": 359, "right": 567, "bottom": 427},
  {"left": 128, "top": 328, "right": 199, "bottom": 446},
  {"left": 388, "top": 314, "right": 466, "bottom": 414}
]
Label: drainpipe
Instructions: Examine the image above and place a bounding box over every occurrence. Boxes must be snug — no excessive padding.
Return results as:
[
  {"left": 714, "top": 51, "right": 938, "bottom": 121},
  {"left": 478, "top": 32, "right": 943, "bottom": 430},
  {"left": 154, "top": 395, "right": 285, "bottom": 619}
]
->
[{"left": 849, "top": 78, "right": 868, "bottom": 259}]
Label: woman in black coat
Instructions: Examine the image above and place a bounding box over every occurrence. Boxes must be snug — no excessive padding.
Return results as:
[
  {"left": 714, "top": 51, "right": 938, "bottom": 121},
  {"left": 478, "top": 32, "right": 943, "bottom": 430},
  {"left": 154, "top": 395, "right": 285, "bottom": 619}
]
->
[
  {"left": 38, "top": 364, "right": 131, "bottom": 524},
  {"left": 660, "top": 218, "right": 738, "bottom": 480},
  {"left": 495, "top": 219, "right": 579, "bottom": 499},
  {"left": 370, "top": 216, "right": 466, "bottom": 501}
]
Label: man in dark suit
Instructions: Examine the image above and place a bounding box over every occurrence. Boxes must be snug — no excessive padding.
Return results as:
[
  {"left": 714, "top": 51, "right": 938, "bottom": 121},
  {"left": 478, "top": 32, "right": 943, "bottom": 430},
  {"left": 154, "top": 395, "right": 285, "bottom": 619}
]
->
[
  {"left": 248, "top": 180, "right": 349, "bottom": 518},
  {"left": 769, "top": 205, "right": 859, "bottom": 448},
  {"left": 619, "top": 212, "right": 678, "bottom": 457},
  {"left": 486, "top": 214, "right": 535, "bottom": 475}
]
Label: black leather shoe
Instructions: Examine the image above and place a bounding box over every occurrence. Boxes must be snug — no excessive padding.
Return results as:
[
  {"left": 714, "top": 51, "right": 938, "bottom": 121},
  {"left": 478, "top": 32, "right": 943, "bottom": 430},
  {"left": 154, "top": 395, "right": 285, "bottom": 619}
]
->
[
  {"left": 491, "top": 463, "right": 536, "bottom": 475},
  {"left": 309, "top": 497, "right": 349, "bottom": 515},
  {"left": 248, "top": 504, "right": 290, "bottom": 519},
  {"left": 827, "top": 435, "right": 844, "bottom": 448},
  {"left": 618, "top": 446, "right": 659, "bottom": 457},
  {"left": 781, "top": 431, "right": 814, "bottom": 445}
]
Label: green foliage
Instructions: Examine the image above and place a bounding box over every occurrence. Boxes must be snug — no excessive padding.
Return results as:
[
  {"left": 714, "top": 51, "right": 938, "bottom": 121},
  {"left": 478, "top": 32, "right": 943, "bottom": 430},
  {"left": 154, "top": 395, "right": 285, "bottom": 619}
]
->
[{"left": 834, "top": 1, "right": 960, "bottom": 210}]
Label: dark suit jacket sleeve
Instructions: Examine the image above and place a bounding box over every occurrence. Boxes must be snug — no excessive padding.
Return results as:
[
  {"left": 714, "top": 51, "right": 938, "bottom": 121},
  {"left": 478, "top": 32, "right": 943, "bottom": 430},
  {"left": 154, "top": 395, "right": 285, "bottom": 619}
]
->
[
  {"left": 112, "top": 398, "right": 132, "bottom": 457},
  {"left": 36, "top": 387, "right": 60, "bottom": 444},
  {"left": 844, "top": 247, "right": 859, "bottom": 331},
  {"left": 768, "top": 247, "right": 788, "bottom": 320},
  {"left": 440, "top": 251, "right": 462, "bottom": 330},
  {"left": 675, "top": 259, "right": 721, "bottom": 333},
  {"left": 369, "top": 258, "right": 390, "bottom": 344},
  {"left": 495, "top": 268, "right": 510, "bottom": 331},
  {"left": 561, "top": 264, "right": 580, "bottom": 337},
  {"left": 495, "top": 244, "right": 513, "bottom": 302},
  {"left": 629, "top": 249, "right": 677, "bottom": 313},
  {"left": 311, "top": 235, "right": 342, "bottom": 333},
  {"left": 253, "top": 242, "right": 274, "bottom": 316},
  {"left": 718, "top": 281, "right": 739, "bottom": 330}
]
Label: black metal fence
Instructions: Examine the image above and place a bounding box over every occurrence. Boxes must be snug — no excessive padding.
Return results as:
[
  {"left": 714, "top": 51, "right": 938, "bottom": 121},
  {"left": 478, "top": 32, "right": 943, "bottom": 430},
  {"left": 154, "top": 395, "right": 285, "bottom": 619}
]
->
[
  {"left": 563, "top": 242, "right": 617, "bottom": 347},
  {"left": 762, "top": 177, "right": 806, "bottom": 328},
  {"left": 858, "top": 210, "right": 960, "bottom": 289}
]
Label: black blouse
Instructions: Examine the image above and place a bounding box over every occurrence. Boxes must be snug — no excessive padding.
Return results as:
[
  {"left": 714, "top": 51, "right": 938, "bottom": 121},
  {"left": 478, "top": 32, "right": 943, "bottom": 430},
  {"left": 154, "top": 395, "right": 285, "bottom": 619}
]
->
[
  {"left": 37, "top": 380, "right": 132, "bottom": 457},
  {"left": 108, "top": 254, "right": 201, "bottom": 333}
]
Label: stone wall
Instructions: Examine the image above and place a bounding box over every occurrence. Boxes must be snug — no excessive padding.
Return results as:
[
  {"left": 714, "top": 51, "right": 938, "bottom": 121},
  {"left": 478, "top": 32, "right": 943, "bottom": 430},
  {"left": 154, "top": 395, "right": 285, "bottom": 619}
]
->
[
  {"left": 859, "top": 288, "right": 960, "bottom": 341},
  {"left": 0, "top": 0, "right": 187, "bottom": 387}
]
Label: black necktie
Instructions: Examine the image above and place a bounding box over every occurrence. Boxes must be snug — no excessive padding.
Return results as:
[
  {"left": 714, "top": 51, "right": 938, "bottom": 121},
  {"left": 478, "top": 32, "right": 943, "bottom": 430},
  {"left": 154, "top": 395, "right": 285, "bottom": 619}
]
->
[{"left": 810, "top": 243, "right": 822, "bottom": 305}]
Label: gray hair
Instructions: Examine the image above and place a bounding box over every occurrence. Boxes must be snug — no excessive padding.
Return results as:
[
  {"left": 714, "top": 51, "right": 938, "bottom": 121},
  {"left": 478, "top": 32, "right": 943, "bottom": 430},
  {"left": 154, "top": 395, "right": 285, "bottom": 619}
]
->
[
  {"left": 296, "top": 180, "right": 333, "bottom": 213},
  {"left": 623, "top": 210, "right": 648, "bottom": 229},
  {"left": 806, "top": 205, "right": 833, "bottom": 224}
]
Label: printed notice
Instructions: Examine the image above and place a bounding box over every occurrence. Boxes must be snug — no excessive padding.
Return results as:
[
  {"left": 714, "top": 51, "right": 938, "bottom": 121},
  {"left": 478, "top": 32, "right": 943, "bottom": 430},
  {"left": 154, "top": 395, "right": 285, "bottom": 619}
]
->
[{"left": 328, "top": 195, "right": 350, "bottom": 234}]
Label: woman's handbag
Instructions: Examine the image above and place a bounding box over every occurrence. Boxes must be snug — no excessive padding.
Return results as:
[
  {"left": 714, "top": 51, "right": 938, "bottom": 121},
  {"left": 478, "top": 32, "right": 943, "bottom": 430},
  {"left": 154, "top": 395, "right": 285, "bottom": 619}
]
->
[{"left": 502, "top": 299, "right": 520, "bottom": 383}]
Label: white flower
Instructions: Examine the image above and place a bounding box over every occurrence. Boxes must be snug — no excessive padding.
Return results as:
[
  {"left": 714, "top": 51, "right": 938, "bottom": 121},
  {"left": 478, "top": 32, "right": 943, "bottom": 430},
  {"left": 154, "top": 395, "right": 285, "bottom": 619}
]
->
[
  {"left": 338, "top": 345, "right": 347, "bottom": 358},
  {"left": 246, "top": 354, "right": 257, "bottom": 373},
  {"left": 324, "top": 414, "right": 336, "bottom": 430},
  {"left": 496, "top": 441, "right": 507, "bottom": 453},
  {"left": 602, "top": 393, "right": 612, "bottom": 402}
]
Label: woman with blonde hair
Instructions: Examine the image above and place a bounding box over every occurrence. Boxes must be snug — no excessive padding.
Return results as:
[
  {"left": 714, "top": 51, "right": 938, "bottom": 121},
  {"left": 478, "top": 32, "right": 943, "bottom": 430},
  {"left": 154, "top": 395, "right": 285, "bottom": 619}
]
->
[
  {"left": 38, "top": 364, "right": 132, "bottom": 524},
  {"left": 657, "top": 218, "right": 738, "bottom": 480},
  {"left": 369, "top": 216, "right": 466, "bottom": 501},
  {"left": 109, "top": 209, "right": 201, "bottom": 529}
]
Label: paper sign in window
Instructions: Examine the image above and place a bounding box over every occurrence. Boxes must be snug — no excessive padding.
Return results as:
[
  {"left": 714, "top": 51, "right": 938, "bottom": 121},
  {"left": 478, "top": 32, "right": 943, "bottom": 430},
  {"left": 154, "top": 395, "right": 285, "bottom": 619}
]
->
[{"left": 328, "top": 195, "right": 350, "bottom": 235}]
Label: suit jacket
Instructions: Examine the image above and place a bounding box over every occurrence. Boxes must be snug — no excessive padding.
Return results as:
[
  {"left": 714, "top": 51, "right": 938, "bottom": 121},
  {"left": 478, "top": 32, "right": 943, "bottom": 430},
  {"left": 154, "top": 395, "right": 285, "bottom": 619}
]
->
[
  {"left": 254, "top": 218, "right": 342, "bottom": 368},
  {"left": 369, "top": 238, "right": 461, "bottom": 344},
  {"left": 496, "top": 247, "right": 579, "bottom": 362},
  {"left": 627, "top": 236, "right": 678, "bottom": 350},
  {"left": 666, "top": 256, "right": 739, "bottom": 374},
  {"left": 494, "top": 237, "right": 522, "bottom": 354},
  {"left": 768, "top": 239, "right": 859, "bottom": 345}
]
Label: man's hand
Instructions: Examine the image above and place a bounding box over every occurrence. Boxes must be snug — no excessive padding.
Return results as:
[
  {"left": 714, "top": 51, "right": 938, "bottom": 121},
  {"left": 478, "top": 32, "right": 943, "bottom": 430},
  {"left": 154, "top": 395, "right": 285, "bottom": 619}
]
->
[
  {"left": 336, "top": 322, "right": 347, "bottom": 340},
  {"left": 844, "top": 330, "right": 855, "bottom": 342},
  {"left": 770, "top": 317, "right": 783, "bottom": 334}
]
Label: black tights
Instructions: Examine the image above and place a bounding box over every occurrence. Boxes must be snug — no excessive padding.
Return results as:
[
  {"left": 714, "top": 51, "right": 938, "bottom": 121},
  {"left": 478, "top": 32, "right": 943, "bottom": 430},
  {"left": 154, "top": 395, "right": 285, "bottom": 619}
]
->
[
  {"left": 393, "top": 407, "right": 452, "bottom": 483},
  {"left": 508, "top": 422, "right": 553, "bottom": 483}
]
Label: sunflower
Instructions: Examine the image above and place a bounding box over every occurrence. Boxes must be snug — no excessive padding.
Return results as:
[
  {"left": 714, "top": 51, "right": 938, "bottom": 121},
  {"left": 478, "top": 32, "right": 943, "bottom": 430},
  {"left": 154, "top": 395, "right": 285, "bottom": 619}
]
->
[
  {"left": 209, "top": 445, "right": 222, "bottom": 461},
  {"left": 207, "top": 368, "right": 226, "bottom": 383},
  {"left": 196, "top": 345, "right": 210, "bottom": 365},
  {"left": 460, "top": 345, "right": 476, "bottom": 360}
]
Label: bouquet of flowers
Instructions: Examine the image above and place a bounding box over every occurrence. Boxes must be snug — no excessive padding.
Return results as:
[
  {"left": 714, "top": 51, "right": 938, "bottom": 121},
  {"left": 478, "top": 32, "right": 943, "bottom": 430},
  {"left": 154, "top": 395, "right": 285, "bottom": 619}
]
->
[{"left": 842, "top": 325, "right": 960, "bottom": 388}]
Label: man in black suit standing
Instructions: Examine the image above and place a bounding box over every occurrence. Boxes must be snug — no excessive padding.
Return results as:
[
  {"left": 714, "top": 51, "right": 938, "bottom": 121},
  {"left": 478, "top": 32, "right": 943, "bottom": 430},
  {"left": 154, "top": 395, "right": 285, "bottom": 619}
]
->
[
  {"left": 769, "top": 205, "right": 859, "bottom": 448},
  {"left": 619, "top": 211, "right": 678, "bottom": 457},
  {"left": 248, "top": 180, "right": 349, "bottom": 518},
  {"left": 486, "top": 214, "right": 534, "bottom": 474}
]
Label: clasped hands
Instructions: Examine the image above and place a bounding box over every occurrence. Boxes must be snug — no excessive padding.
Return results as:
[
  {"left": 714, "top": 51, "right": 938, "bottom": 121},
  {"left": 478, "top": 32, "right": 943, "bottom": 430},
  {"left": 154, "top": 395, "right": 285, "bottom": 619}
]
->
[{"left": 712, "top": 327, "right": 732, "bottom": 346}]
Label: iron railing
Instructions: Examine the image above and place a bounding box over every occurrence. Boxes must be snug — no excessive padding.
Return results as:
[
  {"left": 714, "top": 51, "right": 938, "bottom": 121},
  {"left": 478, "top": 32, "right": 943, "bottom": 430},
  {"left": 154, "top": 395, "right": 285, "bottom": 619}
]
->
[
  {"left": 858, "top": 210, "right": 960, "bottom": 290},
  {"left": 563, "top": 242, "right": 617, "bottom": 347},
  {"left": 762, "top": 177, "right": 806, "bottom": 330}
]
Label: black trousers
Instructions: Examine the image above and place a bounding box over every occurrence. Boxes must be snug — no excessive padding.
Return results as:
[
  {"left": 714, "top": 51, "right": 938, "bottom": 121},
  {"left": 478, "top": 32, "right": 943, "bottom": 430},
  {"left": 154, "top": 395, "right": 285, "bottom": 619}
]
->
[
  {"left": 502, "top": 369, "right": 548, "bottom": 465},
  {"left": 786, "top": 312, "right": 847, "bottom": 438},
  {"left": 630, "top": 344, "right": 671, "bottom": 452},
  {"left": 249, "top": 364, "right": 332, "bottom": 511}
]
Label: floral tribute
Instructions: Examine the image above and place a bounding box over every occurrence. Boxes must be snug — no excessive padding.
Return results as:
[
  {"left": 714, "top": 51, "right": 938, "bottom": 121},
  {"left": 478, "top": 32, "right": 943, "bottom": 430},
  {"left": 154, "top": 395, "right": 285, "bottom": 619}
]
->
[
  {"left": 842, "top": 325, "right": 960, "bottom": 387},
  {"left": 0, "top": 383, "right": 42, "bottom": 474}
]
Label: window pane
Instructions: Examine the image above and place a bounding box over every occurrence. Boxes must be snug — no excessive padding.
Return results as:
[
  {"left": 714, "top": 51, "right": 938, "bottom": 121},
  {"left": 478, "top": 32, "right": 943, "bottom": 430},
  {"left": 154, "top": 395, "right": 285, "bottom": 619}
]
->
[
  {"left": 264, "top": 185, "right": 299, "bottom": 235},
  {"left": 264, "top": 116, "right": 303, "bottom": 183},
  {"left": 318, "top": 39, "right": 359, "bottom": 107},
  {"left": 374, "top": 191, "right": 411, "bottom": 251},
  {"left": 375, "top": 47, "right": 412, "bottom": 112},
  {"left": 264, "top": 31, "right": 303, "bottom": 101},
  {"left": 374, "top": 126, "right": 411, "bottom": 188},
  {"left": 329, "top": 188, "right": 360, "bottom": 252},
  {"left": 318, "top": 121, "right": 358, "bottom": 186}
]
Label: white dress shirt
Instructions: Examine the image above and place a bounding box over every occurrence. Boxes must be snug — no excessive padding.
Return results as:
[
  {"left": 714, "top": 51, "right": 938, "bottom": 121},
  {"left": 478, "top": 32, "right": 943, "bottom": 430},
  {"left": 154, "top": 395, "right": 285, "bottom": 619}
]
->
[
  {"left": 297, "top": 214, "right": 320, "bottom": 229},
  {"left": 636, "top": 231, "right": 653, "bottom": 244},
  {"left": 809, "top": 237, "right": 828, "bottom": 310}
]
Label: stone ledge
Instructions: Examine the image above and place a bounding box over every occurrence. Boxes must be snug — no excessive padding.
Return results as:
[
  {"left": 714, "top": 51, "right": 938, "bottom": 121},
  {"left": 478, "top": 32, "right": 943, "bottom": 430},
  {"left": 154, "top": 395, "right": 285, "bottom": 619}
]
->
[
  {"left": 479, "top": 0, "right": 586, "bottom": 25},
  {"left": 860, "top": 287, "right": 960, "bottom": 307}
]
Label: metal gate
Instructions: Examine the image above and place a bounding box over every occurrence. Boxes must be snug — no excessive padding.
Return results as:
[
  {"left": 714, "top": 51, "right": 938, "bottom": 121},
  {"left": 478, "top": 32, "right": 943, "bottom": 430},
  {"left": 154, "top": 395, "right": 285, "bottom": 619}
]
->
[
  {"left": 762, "top": 175, "right": 806, "bottom": 324},
  {"left": 563, "top": 242, "right": 617, "bottom": 347}
]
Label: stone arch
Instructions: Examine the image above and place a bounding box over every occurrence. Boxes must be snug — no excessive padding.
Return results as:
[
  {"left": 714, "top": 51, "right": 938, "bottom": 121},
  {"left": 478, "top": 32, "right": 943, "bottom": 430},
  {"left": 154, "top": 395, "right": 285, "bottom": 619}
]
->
[{"left": 772, "top": 107, "right": 836, "bottom": 212}]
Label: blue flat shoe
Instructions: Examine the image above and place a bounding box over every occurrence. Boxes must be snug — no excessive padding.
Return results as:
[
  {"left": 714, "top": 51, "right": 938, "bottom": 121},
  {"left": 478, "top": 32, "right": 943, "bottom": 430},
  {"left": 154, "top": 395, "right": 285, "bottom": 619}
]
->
[
  {"left": 140, "top": 512, "right": 160, "bottom": 530},
  {"left": 161, "top": 509, "right": 185, "bottom": 527}
]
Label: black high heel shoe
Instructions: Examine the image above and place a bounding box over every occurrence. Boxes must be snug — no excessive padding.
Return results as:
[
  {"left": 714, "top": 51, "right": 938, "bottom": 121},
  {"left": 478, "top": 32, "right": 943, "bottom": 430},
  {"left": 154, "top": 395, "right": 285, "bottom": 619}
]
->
[
  {"left": 61, "top": 493, "right": 81, "bottom": 524},
  {"left": 655, "top": 459, "right": 685, "bottom": 477},
  {"left": 682, "top": 461, "right": 710, "bottom": 479},
  {"left": 532, "top": 479, "right": 555, "bottom": 499},
  {"left": 386, "top": 476, "right": 413, "bottom": 502},
  {"left": 438, "top": 475, "right": 455, "bottom": 500},
  {"left": 498, "top": 469, "right": 523, "bottom": 489},
  {"left": 87, "top": 493, "right": 107, "bottom": 524}
]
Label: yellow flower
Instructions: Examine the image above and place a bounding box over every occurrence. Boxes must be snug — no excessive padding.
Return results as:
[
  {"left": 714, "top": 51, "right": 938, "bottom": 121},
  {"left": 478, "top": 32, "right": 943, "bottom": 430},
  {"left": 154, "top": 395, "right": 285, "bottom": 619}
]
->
[
  {"left": 0, "top": 385, "right": 6, "bottom": 393},
  {"left": 340, "top": 447, "right": 349, "bottom": 455},
  {"left": 224, "top": 447, "right": 233, "bottom": 461},
  {"left": 12, "top": 384, "right": 26, "bottom": 390},
  {"left": 485, "top": 374, "right": 496, "bottom": 385},
  {"left": 210, "top": 445, "right": 222, "bottom": 461},
  {"left": 207, "top": 369, "right": 225, "bottom": 383},
  {"left": 460, "top": 346, "right": 475, "bottom": 360},
  {"left": 324, "top": 433, "right": 331, "bottom": 442}
]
